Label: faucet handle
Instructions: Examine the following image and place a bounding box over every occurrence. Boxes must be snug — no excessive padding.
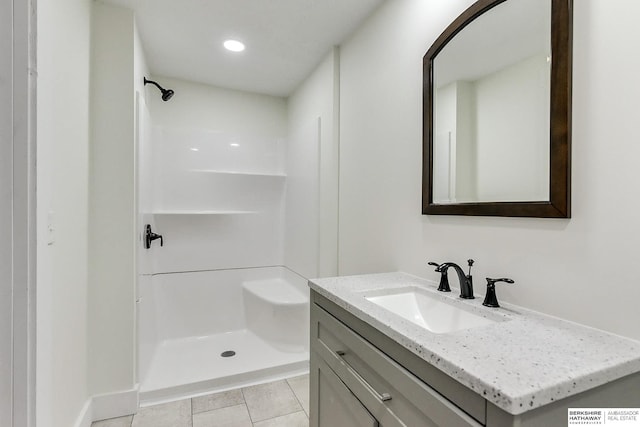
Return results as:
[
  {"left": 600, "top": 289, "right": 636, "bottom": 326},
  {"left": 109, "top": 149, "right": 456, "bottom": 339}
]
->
[
  {"left": 428, "top": 261, "right": 442, "bottom": 272},
  {"left": 482, "top": 278, "right": 514, "bottom": 308},
  {"left": 428, "top": 261, "right": 451, "bottom": 292},
  {"left": 487, "top": 278, "right": 514, "bottom": 285}
]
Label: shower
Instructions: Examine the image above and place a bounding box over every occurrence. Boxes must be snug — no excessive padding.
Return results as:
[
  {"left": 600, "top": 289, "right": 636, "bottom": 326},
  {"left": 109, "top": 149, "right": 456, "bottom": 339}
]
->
[
  {"left": 144, "top": 77, "right": 174, "bottom": 101},
  {"left": 134, "top": 82, "right": 324, "bottom": 405}
]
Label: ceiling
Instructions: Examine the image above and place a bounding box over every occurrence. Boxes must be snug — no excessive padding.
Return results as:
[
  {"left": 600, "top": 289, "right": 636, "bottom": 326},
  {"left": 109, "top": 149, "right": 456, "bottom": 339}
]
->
[{"left": 103, "top": 0, "right": 384, "bottom": 97}]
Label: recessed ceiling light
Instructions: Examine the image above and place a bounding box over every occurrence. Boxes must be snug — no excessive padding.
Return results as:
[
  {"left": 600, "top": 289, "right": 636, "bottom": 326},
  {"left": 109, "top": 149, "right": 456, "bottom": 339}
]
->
[
  {"left": 224, "top": 40, "right": 245, "bottom": 52},
  {"left": 230, "top": 143, "right": 240, "bottom": 147},
  {"left": 190, "top": 147, "right": 199, "bottom": 152}
]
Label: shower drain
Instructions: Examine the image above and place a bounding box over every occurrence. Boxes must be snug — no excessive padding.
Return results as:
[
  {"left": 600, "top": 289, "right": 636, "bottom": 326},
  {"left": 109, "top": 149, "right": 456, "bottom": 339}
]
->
[{"left": 220, "top": 350, "right": 236, "bottom": 358}]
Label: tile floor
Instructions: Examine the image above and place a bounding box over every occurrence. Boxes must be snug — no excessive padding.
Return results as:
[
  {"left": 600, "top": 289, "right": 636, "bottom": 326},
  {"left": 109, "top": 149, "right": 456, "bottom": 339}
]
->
[{"left": 91, "top": 375, "right": 309, "bottom": 427}]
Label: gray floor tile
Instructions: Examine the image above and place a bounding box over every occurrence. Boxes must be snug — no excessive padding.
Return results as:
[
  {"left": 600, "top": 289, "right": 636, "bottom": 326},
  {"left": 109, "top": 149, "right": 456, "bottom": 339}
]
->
[
  {"left": 192, "top": 389, "right": 245, "bottom": 414},
  {"left": 286, "top": 375, "right": 310, "bottom": 416},
  {"left": 91, "top": 415, "right": 133, "bottom": 427},
  {"left": 132, "top": 399, "right": 192, "bottom": 427},
  {"left": 193, "top": 404, "right": 252, "bottom": 427},
  {"left": 252, "top": 411, "right": 308, "bottom": 427},
  {"left": 242, "top": 380, "right": 302, "bottom": 422}
]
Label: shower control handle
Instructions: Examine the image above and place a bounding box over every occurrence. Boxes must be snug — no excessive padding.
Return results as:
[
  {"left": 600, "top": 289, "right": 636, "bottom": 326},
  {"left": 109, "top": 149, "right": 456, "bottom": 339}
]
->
[{"left": 144, "top": 224, "right": 163, "bottom": 249}]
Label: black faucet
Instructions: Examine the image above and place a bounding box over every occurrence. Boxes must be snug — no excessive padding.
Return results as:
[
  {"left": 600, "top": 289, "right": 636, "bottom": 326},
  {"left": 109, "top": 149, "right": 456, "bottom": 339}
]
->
[
  {"left": 429, "top": 259, "right": 475, "bottom": 299},
  {"left": 482, "top": 277, "right": 514, "bottom": 307}
]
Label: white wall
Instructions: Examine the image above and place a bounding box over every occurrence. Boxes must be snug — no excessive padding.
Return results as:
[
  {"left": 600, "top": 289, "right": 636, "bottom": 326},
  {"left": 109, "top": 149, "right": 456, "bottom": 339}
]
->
[
  {"left": 339, "top": 0, "right": 473, "bottom": 278},
  {"left": 284, "top": 118, "right": 320, "bottom": 278},
  {"left": 338, "top": 0, "right": 640, "bottom": 341},
  {"left": 134, "top": 20, "right": 152, "bottom": 388},
  {"left": 286, "top": 49, "right": 340, "bottom": 279},
  {"left": 88, "top": 1, "right": 136, "bottom": 397},
  {"left": 37, "top": 0, "right": 92, "bottom": 425}
]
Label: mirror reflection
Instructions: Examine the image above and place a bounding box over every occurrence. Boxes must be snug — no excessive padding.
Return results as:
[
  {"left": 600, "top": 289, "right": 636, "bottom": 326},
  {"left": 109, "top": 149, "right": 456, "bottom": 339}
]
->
[{"left": 432, "top": 0, "right": 551, "bottom": 204}]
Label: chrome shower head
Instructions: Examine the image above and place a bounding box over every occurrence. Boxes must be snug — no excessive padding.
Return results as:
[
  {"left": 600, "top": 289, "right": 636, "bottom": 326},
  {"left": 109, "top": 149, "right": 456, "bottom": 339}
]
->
[{"left": 144, "top": 77, "right": 174, "bottom": 102}]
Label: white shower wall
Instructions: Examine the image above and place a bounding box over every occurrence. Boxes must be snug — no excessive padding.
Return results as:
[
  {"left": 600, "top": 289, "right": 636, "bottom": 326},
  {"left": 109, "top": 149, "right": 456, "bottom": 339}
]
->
[
  {"left": 148, "top": 125, "right": 286, "bottom": 273},
  {"left": 143, "top": 78, "right": 288, "bottom": 274}
]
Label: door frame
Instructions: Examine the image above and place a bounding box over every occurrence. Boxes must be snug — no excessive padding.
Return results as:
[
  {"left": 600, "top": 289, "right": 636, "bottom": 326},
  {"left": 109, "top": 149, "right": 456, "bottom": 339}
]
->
[{"left": 1, "top": 0, "right": 38, "bottom": 425}]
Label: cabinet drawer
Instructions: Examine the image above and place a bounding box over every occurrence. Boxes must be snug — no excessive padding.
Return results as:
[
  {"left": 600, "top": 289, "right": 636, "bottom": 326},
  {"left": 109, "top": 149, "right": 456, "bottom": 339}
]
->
[
  {"left": 312, "top": 302, "right": 483, "bottom": 427},
  {"left": 312, "top": 352, "right": 379, "bottom": 427}
]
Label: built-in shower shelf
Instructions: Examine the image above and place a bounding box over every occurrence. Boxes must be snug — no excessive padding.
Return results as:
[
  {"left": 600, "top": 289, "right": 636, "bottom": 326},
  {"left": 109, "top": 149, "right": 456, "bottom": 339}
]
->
[
  {"left": 189, "top": 169, "right": 287, "bottom": 179},
  {"left": 152, "top": 210, "right": 257, "bottom": 215}
]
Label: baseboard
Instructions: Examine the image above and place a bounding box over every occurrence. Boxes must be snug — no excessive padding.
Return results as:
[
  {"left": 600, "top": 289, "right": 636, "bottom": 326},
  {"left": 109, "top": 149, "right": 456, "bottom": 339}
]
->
[
  {"left": 91, "top": 387, "right": 138, "bottom": 422},
  {"left": 73, "top": 399, "right": 92, "bottom": 427}
]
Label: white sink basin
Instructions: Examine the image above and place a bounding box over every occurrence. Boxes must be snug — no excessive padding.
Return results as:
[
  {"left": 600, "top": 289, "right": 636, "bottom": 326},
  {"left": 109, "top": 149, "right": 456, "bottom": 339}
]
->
[{"left": 365, "top": 288, "right": 497, "bottom": 334}]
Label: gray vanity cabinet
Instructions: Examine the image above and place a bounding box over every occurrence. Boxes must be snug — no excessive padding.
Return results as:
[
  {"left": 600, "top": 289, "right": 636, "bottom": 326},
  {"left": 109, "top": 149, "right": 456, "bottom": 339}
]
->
[
  {"left": 309, "top": 290, "right": 640, "bottom": 427},
  {"left": 310, "top": 291, "right": 484, "bottom": 427}
]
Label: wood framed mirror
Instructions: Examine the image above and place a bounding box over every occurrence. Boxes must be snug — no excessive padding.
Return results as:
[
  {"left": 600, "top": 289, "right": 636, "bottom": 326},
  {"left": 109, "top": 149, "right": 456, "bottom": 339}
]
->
[{"left": 422, "top": 0, "right": 572, "bottom": 218}]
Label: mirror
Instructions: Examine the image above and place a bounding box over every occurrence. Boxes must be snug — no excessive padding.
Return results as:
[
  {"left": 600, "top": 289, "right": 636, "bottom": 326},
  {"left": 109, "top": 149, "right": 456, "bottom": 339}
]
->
[{"left": 423, "top": 0, "right": 572, "bottom": 217}]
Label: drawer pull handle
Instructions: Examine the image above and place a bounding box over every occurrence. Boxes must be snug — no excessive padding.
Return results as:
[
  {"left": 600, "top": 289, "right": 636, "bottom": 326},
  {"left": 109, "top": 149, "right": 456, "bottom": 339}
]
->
[
  {"left": 335, "top": 350, "right": 393, "bottom": 402},
  {"left": 379, "top": 392, "right": 392, "bottom": 402}
]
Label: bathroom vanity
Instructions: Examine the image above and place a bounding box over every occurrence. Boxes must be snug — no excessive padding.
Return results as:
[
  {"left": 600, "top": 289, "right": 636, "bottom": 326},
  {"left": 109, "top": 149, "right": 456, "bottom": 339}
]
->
[{"left": 308, "top": 273, "right": 640, "bottom": 427}]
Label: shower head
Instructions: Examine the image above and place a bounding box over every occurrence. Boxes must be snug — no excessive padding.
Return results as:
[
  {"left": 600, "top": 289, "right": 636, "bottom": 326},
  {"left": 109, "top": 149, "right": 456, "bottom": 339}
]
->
[
  {"left": 144, "top": 77, "right": 174, "bottom": 102},
  {"left": 161, "top": 88, "right": 174, "bottom": 101}
]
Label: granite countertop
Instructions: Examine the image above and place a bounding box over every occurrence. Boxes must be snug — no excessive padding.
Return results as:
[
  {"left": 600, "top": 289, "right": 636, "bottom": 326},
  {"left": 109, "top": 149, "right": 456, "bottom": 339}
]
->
[{"left": 308, "top": 272, "right": 640, "bottom": 415}]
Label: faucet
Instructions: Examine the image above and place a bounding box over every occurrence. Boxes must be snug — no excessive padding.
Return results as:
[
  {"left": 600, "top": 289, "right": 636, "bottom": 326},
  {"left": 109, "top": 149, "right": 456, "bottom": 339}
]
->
[
  {"left": 429, "top": 259, "right": 475, "bottom": 299},
  {"left": 482, "top": 277, "right": 514, "bottom": 307}
]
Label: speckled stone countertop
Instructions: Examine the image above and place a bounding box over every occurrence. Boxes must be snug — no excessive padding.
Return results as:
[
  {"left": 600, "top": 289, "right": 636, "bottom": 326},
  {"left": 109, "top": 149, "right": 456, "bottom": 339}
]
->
[{"left": 308, "top": 272, "right": 640, "bottom": 415}]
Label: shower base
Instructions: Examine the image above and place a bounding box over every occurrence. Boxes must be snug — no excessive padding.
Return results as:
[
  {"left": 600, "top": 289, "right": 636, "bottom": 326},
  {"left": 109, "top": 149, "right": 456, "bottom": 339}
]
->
[{"left": 139, "top": 328, "right": 308, "bottom": 405}]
